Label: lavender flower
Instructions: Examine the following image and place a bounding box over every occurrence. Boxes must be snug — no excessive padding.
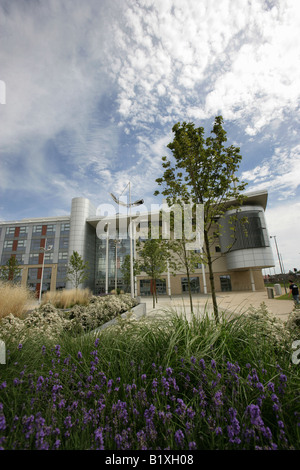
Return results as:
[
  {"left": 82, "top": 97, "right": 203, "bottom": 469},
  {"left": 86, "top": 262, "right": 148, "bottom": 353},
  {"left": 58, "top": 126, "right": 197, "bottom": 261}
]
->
[{"left": 174, "top": 429, "right": 185, "bottom": 448}]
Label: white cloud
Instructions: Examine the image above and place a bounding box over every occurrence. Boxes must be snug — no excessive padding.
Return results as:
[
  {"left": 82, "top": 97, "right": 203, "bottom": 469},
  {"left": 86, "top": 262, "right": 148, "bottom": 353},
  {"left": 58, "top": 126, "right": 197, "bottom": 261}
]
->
[
  {"left": 0, "top": 0, "right": 300, "bottom": 232},
  {"left": 242, "top": 144, "right": 300, "bottom": 199}
]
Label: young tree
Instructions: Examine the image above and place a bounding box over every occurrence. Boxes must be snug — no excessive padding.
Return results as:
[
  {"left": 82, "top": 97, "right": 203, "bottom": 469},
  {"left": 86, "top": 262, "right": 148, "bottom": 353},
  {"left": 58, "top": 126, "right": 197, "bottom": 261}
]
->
[
  {"left": 163, "top": 208, "right": 203, "bottom": 314},
  {"left": 154, "top": 116, "right": 247, "bottom": 323},
  {"left": 0, "top": 256, "right": 22, "bottom": 282},
  {"left": 167, "top": 238, "right": 202, "bottom": 314},
  {"left": 66, "top": 251, "right": 89, "bottom": 289},
  {"left": 120, "top": 254, "right": 141, "bottom": 293},
  {"left": 137, "top": 238, "right": 170, "bottom": 309}
]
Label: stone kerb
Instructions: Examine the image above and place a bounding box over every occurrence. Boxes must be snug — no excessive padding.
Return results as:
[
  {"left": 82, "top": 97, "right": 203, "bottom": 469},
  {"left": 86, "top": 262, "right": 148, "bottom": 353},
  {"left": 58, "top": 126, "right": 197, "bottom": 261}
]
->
[
  {"left": 89, "top": 302, "right": 147, "bottom": 335},
  {"left": 0, "top": 339, "right": 5, "bottom": 364}
]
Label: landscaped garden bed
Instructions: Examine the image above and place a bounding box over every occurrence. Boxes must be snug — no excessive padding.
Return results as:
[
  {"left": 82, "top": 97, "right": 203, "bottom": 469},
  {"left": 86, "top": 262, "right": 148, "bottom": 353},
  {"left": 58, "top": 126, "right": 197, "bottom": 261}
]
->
[{"left": 0, "top": 292, "right": 299, "bottom": 450}]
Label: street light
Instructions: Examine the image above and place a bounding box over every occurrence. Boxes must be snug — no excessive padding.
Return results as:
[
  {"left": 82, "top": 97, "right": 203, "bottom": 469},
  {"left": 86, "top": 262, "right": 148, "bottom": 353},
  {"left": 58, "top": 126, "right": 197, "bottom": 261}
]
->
[
  {"left": 39, "top": 239, "right": 53, "bottom": 303},
  {"left": 110, "top": 182, "right": 144, "bottom": 298},
  {"left": 270, "top": 235, "right": 287, "bottom": 294},
  {"left": 114, "top": 239, "right": 121, "bottom": 292},
  {"left": 104, "top": 223, "right": 110, "bottom": 294}
]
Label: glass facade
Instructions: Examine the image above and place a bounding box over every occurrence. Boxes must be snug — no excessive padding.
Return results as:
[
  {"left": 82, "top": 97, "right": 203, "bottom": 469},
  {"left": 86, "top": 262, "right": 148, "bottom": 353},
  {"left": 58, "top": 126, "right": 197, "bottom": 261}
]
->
[
  {"left": 181, "top": 276, "right": 200, "bottom": 293},
  {"left": 95, "top": 236, "right": 131, "bottom": 294},
  {"left": 230, "top": 211, "right": 267, "bottom": 251},
  {"left": 220, "top": 275, "right": 232, "bottom": 292}
]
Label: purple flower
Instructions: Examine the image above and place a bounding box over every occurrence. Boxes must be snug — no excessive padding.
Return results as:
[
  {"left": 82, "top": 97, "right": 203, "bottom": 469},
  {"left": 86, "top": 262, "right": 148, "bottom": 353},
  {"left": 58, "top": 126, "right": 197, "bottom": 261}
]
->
[
  {"left": 64, "top": 415, "right": 73, "bottom": 429},
  {"left": 188, "top": 441, "right": 197, "bottom": 449},
  {"left": 94, "top": 427, "right": 105, "bottom": 450},
  {"left": 0, "top": 404, "right": 6, "bottom": 431},
  {"left": 77, "top": 351, "right": 82, "bottom": 359},
  {"left": 174, "top": 429, "right": 185, "bottom": 448}
]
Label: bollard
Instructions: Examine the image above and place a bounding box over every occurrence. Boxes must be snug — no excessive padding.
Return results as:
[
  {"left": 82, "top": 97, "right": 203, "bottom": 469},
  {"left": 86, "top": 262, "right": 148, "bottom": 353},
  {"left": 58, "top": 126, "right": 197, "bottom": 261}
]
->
[{"left": 267, "top": 287, "right": 274, "bottom": 299}]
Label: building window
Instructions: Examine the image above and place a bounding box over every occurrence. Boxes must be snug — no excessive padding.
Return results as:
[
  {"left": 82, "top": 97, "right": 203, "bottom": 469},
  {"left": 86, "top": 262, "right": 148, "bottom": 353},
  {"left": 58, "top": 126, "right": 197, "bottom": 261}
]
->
[
  {"left": 1, "top": 253, "right": 13, "bottom": 265},
  {"left": 44, "top": 253, "right": 53, "bottom": 264},
  {"left": 28, "top": 268, "right": 38, "bottom": 280},
  {"left": 181, "top": 277, "right": 200, "bottom": 293},
  {"left": 44, "top": 252, "right": 53, "bottom": 264},
  {"left": 30, "top": 239, "right": 42, "bottom": 252},
  {"left": 15, "top": 254, "right": 25, "bottom": 265},
  {"left": 5, "top": 227, "right": 15, "bottom": 238},
  {"left": 57, "top": 266, "right": 67, "bottom": 279},
  {"left": 19, "top": 226, "right": 28, "bottom": 237},
  {"left": 17, "top": 239, "right": 27, "bottom": 251},
  {"left": 29, "top": 253, "right": 39, "bottom": 265},
  {"left": 45, "top": 238, "right": 55, "bottom": 249},
  {"left": 230, "top": 211, "right": 267, "bottom": 251},
  {"left": 46, "top": 224, "right": 56, "bottom": 234},
  {"left": 139, "top": 279, "right": 166, "bottom": 295},
  {"left": 42, "top": 267, "right": 52, "bottom": 280},
  {"left": 59, "top": 237, "right": 69, "bottom": 250},
  {"left": 33, "top": 225, "right": 43, "bottom": 234},
  {"left": 220, "top": 275, "right": 232, "bottom": 292},
  {"left": 3, "top": 240, "right": 13, "bottom": 251},
  {"left": 61, "top": 223, "right": 70, "bottom": 233},
  {"left": 58, "top": 252, "right": 68, "bottom": 263},
  {"left": 140, "top": 280, "right": 151, "bottom": 296}
]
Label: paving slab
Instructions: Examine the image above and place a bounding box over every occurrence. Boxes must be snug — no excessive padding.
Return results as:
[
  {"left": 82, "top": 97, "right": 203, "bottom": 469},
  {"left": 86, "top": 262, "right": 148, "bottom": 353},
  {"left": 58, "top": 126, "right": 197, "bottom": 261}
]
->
[{"left": 140, "top": 289, "right": 295, "bottom": 322}]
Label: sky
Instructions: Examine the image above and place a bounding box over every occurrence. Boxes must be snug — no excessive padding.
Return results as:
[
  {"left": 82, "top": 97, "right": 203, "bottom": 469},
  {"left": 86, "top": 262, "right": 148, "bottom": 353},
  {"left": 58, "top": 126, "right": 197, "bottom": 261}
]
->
[{"left": 0, "top": 0, "right": 300, "bottom": 274}]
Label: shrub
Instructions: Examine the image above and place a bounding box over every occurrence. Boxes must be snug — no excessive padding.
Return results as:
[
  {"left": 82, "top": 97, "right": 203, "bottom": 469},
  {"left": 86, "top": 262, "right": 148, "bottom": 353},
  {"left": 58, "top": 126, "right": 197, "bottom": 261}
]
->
[
  {"left": 0, "top": 293, "right": 138, "bottom": 342},
  {"left": 0, "top": 281, "right": 34, "bottom": 319}
]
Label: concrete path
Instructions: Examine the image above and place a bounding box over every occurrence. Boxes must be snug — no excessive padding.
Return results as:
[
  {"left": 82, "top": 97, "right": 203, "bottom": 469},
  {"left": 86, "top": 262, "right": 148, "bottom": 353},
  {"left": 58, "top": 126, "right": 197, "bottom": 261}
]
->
[
  {"left": 139, "top": 289, "right": 294, "bottom": 322},
  {"left": 25, "top": 289, "right": 295, "bottom": 323}
]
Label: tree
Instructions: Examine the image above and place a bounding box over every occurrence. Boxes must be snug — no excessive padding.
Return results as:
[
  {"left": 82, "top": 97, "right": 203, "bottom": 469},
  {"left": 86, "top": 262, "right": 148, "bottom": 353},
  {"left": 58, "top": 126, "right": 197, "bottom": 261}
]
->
[
  {"left": 167, "top": 238, "right": 202, "bottom": 314},
  {"left": 164, "top": 209, "right": 203, "bottom": 314},
  {"left": 154, "top": 116, "right": 247, "bottom": 323},
  {"left": 137, "top": 238, "right": 170, "bottom": 309},
  {"left": 120, "top": 254, "right": 141, "bottom": 293},
  {"left": 66, "top": 251, "right": 89, "bottom": 289},
  {"left": 0, "top": 256, "right": 21, "bottom": 282}
]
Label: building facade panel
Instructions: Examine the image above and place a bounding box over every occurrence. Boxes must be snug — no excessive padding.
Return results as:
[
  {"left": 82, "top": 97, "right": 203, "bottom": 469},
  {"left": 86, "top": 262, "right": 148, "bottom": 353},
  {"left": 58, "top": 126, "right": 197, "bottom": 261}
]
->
[{"left": 0, "top": 191, "right": 276, "bottom": 296}]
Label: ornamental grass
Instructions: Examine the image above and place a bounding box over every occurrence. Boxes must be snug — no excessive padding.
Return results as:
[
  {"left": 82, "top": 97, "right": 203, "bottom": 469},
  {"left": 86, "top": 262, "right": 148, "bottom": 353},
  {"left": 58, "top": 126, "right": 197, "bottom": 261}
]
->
[
  {"left": 0, "top": 281, "right": 34, "bottom": 320},
  {"left": 0, "top": 301, "right": 299, "bottom": 450},
  {"left": 41, "top": 288, "right": 92, "bottom": 309}
]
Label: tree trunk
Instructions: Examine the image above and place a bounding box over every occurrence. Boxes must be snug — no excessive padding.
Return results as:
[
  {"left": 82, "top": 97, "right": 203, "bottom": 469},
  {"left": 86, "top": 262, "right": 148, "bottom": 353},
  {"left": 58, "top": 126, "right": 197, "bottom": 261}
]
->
[
  {"left": 183, "top": 242, "right": 193, "bottom": 314},
  {"left": 204, "top": 229, "right": 219, "bottom": 323},
  {"left": 152, "top": 278, "right": 156, "bottom": 309}
]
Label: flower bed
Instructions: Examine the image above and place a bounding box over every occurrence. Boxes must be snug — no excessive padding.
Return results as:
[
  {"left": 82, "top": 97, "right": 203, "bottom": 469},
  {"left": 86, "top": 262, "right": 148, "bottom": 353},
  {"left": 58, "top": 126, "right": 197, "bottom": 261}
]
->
[
  {"left": 0, "top": 302, "right": 299, "bottom": 450},
  {"left": 0, "top": 294, "right": 138, "bottom": 342}
]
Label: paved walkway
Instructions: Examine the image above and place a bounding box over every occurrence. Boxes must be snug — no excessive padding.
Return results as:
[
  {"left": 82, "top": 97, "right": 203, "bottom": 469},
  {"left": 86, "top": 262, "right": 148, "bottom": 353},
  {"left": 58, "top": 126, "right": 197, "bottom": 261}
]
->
[
  {"left": 26, "top": 289, "right": 295, "bottom": 323},
  {"left": 139, "top": 289, "right": 295, "bottom": 322}
]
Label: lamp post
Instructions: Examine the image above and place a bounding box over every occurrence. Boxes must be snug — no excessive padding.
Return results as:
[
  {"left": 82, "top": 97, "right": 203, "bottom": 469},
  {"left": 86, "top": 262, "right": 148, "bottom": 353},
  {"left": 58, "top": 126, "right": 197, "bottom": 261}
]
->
[
  {"left": 110, "top": 182, "right": 144, "bottom": 298},
  {"left": 114, "top": 239, "right": 121, "bottom": 292},
  {"left": 39, "top": 239, "right": 53, "bottom": 303},
  {"left": 270, "top": 235, "right": 287, "bottom": 294},
  {"left": 104, "top": 223, "right": 109, "bottom": 294}
]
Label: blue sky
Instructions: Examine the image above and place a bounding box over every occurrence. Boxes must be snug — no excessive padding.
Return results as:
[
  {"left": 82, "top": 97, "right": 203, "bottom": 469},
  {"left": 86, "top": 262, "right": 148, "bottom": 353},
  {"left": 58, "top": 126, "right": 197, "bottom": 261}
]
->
[{"left": 0, "top": 0, "right": 300, "bottom": 273}]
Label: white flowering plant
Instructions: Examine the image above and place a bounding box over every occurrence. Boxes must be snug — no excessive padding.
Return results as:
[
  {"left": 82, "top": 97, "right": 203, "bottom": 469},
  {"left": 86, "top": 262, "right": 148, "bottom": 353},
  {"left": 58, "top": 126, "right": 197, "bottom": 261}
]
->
[{"left": 0, "top": 294, "right": 138, "bottom": 343}]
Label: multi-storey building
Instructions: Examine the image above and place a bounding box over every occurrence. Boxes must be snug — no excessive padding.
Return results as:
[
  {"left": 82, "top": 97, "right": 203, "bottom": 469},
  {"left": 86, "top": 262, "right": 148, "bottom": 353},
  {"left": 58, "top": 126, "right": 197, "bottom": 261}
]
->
[{"left": 0, "top": 189, "right": 275, "bottom": 297}]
